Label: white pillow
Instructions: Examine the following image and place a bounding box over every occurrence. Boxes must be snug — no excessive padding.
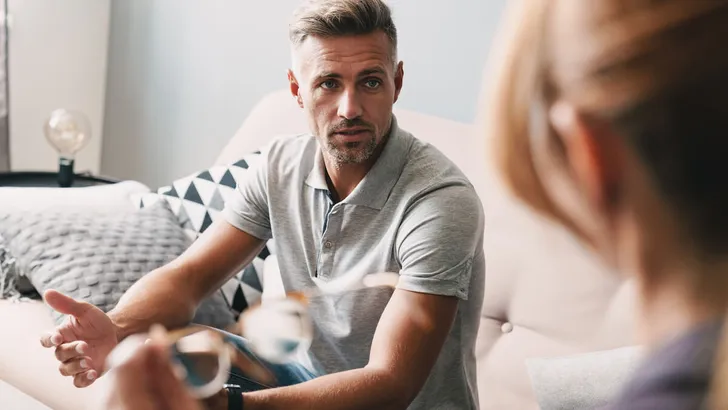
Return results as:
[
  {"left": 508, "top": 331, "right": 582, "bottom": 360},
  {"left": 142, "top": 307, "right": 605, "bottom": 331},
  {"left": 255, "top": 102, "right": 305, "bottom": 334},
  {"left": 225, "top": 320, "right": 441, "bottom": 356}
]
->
[{"left": 0, "top": 181, "right": 150, "bottom": 213}]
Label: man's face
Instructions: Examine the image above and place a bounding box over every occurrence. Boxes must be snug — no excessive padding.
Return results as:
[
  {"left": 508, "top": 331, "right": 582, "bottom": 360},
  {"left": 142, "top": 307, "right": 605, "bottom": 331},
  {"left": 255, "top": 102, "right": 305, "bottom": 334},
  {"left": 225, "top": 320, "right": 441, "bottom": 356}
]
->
[{"left": 288, "top": 31, "right": 404, "bottom": 165}]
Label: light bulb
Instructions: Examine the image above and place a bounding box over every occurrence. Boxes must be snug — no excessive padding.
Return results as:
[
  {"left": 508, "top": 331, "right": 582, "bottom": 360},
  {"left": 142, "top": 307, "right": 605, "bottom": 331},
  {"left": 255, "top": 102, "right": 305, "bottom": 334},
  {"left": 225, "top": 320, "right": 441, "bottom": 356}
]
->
[
  {"left": 44, "top": 109, "right": 91, "bottom": 158},
  {"left": 43, "top": 109, "right": 92, "bottom": 187}
]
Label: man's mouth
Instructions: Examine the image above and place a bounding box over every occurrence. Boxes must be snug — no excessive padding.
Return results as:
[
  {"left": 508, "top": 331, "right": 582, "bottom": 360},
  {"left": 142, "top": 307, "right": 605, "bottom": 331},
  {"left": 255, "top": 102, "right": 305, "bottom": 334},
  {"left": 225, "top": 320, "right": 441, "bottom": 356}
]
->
[
  {"left": 332, "top": 128, "right": 372, "bottom": 143},
  {"left": 335, "top": 128, "right": 369, "bottom": 136}
]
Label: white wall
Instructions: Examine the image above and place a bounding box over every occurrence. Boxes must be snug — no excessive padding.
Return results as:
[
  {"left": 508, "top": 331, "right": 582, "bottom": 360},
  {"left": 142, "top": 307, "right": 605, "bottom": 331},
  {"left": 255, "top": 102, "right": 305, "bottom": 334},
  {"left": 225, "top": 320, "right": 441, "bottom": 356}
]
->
[
  {"left": 8, "top": 0, "right": 110, "bottom": 174},
  {"left": 101, "top": 0, "right": 506, "bottom": 188}
]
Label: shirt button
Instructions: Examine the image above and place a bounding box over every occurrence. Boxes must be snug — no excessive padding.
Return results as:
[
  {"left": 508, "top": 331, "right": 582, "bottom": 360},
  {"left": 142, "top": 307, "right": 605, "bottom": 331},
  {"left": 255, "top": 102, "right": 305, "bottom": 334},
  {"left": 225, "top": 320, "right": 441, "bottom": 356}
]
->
[
  {"left": 501, "top": 322, "right": 513, "bottom": 334},
  {"left": 324, "top": 241, "right": 333, "bottom": 249}
]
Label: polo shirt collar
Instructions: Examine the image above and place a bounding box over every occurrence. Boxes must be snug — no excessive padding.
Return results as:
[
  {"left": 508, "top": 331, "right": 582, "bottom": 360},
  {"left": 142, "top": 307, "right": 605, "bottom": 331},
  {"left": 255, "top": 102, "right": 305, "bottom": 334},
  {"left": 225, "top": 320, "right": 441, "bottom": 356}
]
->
[
  {"left": 305, "top": 115, "right": 412, "bottom": 210},
  {"left": 304, "top": 148, "right": 329, "bottom": 191}
]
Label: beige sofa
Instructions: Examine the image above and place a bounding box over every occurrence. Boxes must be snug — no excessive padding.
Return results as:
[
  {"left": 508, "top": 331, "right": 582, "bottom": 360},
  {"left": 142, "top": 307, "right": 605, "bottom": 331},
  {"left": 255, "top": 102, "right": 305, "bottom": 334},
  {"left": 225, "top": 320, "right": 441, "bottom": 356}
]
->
[{"left": 0, "top": 89, "right": 638, "bottom": 409}]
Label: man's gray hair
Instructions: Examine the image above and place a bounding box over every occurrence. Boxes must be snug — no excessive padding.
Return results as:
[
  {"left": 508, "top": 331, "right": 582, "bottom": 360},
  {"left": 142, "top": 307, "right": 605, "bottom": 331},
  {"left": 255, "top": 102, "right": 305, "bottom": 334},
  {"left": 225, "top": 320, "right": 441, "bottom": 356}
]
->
[{"left": 289, "top": 0, "right": 398, "bottom": 62}]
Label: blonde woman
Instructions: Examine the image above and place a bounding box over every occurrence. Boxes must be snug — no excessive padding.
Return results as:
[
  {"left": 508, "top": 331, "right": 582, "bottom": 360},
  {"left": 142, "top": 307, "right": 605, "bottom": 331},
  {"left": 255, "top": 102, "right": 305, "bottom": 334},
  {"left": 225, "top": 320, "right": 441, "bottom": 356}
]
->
[{"left": 483, "top": 0, "right": 728, "bottom": 408}]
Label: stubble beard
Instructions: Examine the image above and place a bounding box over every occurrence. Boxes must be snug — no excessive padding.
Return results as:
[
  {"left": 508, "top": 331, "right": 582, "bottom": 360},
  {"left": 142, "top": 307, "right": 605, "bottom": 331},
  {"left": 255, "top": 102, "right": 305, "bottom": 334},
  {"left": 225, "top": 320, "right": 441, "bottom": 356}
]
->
[{"left": 325, "top": 136, "right": 378, "bottom": 169}]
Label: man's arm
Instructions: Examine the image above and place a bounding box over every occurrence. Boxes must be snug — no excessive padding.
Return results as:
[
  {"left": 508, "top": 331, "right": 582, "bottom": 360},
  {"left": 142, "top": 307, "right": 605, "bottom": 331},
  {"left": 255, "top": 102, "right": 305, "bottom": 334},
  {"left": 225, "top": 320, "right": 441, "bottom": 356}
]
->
[
  {"left": 109, "top": 219, "right": 266, "bottom": 340},
  {"left": 242, "top": 289, "right": 458, "bottom": 410}
]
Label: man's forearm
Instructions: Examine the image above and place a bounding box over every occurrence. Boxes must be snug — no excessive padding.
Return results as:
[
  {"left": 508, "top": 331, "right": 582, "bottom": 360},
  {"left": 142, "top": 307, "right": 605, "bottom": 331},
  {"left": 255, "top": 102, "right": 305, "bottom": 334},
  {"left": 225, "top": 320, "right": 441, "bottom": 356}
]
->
[
  {"left": 107, "top": 220, "right": 266, "bottom": 341},
  {"left": 107, "top": 266, "right": 198, "bottom": 341},
  {"left": 241, "top": 367, "right": 412, "bottom": 410}
]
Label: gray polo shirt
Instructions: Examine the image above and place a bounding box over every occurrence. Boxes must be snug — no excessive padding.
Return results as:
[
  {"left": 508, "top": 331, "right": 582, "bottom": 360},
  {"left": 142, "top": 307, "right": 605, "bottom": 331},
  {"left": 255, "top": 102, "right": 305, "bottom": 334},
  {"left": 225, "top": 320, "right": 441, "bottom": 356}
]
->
[{"left": 222, "top": 116, "right": 485, "bottom": 409}]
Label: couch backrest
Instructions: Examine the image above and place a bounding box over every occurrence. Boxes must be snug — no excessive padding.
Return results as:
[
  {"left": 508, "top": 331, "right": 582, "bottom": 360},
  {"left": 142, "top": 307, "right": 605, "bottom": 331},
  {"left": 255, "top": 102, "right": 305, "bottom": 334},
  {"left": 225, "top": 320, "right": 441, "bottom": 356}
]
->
[{"left": 217, "top": 89, "right": 638, "bottom": 409}]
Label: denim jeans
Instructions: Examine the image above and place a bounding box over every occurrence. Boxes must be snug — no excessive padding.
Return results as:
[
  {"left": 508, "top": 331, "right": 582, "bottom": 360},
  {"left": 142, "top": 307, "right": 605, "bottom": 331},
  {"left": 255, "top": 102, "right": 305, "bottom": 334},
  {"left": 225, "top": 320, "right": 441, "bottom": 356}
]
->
[{"left": 214, "top": 328, "right": 321, "bottom": 392}]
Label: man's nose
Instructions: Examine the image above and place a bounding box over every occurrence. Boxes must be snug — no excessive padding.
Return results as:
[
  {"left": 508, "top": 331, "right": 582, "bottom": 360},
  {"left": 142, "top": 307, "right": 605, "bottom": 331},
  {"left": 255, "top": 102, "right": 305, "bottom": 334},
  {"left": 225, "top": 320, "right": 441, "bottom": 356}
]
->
[{"left": 337, "top": 90, "right": 363, "bottom": 119}]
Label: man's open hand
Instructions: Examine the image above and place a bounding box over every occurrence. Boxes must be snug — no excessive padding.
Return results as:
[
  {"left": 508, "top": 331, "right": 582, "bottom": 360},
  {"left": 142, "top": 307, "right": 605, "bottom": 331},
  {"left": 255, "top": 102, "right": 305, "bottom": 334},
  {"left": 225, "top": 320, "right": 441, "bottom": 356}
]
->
[{"left": 39, "top": 289, "right": 119, "bottom": 387}]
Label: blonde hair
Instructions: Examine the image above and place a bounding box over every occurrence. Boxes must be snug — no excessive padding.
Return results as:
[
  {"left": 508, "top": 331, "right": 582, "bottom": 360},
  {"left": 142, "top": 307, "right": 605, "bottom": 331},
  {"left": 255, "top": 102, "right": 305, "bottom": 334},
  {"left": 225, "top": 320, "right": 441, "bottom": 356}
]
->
[
  {"left": 484, "top": 0, "right": 728, "bottom": 407},
  {"left": 289, "top": 0, "right": 397, "bottom": 61}
]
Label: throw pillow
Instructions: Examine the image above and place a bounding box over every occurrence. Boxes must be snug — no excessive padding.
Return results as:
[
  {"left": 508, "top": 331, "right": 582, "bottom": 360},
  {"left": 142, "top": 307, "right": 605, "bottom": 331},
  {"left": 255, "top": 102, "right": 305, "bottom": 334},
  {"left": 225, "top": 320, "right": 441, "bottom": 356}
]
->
[
  {"left": 155, "top": 154, "right": 263, "bottom": 235},
  {"left": 0, "top": 181, "right": 152, "bottom": 295},
  {"left": 133, "top": 153, "right": 271, "bottom": 318},
  {"left": 0, "top": 201, "right": 236, "bottom": 330},
  {"left": 526, "top": 345, "right": 645, "bottom": 410}
]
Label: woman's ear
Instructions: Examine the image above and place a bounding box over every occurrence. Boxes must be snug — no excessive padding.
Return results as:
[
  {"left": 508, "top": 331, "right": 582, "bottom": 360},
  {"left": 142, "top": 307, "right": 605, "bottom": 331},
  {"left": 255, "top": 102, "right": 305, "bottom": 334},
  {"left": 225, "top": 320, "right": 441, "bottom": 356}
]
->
[
  {"left": 549, "top": 101, "right": 622, "bottom": 212},
  {"left": 547, "top": 100, "right": 629, "bottom": 268}
]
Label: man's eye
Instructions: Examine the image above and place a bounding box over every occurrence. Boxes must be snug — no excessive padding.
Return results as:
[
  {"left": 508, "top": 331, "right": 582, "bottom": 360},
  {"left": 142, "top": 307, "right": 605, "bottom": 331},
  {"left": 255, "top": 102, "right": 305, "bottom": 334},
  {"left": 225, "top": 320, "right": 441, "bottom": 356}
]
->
[
  {"left": 364, "top": 79, "right": 381, "bottom": 89},
  {"left": 321, "top": 80, "right": 337, "bottom": 89}
]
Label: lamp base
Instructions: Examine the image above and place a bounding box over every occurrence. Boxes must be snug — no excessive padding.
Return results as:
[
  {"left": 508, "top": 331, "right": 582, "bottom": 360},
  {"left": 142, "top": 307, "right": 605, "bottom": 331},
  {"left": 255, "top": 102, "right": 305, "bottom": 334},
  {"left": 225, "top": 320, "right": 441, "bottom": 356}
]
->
[{"left": 58, "top": 158, "right": 75, "bottom": 188}]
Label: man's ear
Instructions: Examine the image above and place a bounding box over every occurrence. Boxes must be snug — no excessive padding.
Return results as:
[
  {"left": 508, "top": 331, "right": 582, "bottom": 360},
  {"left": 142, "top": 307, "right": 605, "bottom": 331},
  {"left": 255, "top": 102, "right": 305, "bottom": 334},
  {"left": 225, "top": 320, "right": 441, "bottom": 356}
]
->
[
  {"left": 287, "top": 69, "right": 303, "bottom": 108},
  {"left": 393, "top": 61, "right": 404, "bottom": 103},
  {"left": 549, "top": 101, "right": 622, "bottom": 211}
]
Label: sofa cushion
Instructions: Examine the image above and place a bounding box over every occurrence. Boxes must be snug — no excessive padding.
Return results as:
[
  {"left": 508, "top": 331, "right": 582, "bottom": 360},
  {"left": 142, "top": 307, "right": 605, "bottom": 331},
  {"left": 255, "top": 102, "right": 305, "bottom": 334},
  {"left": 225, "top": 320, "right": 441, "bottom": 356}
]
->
[
  {"left": 0, "top": 201, "right": 235, "bottom": 330},
  {"left": 132, "top": 154, "right": 272, "bottom": 317}
]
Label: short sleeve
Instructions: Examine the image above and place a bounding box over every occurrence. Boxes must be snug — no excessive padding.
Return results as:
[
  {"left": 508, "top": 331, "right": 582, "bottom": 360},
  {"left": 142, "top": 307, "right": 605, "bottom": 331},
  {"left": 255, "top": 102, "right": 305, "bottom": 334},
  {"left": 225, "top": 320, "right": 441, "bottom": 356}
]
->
[
  {"left": 395, "top": 184, "right": 484, "bottom": 301},
  {"left": 222, "top": 145, "right": 273, "bottom": 241}
]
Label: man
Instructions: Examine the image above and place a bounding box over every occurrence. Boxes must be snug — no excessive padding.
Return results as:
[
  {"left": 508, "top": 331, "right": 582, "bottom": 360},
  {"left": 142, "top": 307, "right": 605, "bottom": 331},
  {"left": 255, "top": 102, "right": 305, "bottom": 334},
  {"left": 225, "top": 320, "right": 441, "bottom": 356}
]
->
[{"left": 41, "top": 0, "right": 485, "bottom": 408}]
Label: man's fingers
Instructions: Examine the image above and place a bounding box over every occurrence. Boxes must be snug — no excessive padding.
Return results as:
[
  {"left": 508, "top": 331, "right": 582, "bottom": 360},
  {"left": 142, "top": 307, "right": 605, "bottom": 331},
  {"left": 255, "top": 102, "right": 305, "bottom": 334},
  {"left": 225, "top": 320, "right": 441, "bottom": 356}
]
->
[
  {"left": 40, "top": 298, "right": 88, "bottom": 349},
  {"left": 73, "top": 369, "right": 98, "bottom": 388},
  {"left": 40, "top": 330, "right": 63, "bottom": 348},
  {"left": 54, "top": 341, "right": 89, "bottom": 362},
  {"left": 59, "top": 357, "right": 93, "bottom": 377},
  {"left": 40, "top": 317, "right": 80, "bottom": 348},
  {"left": 43, "top": 289, "right": 92, "bottom": 318}
]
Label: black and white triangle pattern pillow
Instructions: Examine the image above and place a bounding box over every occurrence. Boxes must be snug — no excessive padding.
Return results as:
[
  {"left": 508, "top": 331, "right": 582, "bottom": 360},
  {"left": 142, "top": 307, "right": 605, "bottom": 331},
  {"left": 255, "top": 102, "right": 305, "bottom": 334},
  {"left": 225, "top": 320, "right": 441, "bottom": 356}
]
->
[
  {"left": 133, "top": 151, "right": 272, "bottom": 317},
  {"left": 158, "top": 154, "right": 261, "bottom": 234}
]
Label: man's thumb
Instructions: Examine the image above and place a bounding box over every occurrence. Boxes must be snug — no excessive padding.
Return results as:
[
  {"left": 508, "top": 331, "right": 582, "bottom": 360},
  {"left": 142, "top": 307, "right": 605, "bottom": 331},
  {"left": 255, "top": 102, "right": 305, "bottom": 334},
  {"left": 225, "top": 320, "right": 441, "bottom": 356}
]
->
[{"left": 43, "top": 289, "right": 91, "bottom": 317}]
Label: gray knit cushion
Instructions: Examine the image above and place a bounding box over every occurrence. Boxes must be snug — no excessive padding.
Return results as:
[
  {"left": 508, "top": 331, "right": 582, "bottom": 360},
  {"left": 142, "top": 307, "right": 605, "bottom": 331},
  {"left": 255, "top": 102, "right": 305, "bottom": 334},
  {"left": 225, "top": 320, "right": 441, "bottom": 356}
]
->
[
  {"left": 0, "top": 202, "right": 235, "bottom": 329},
  {"left": 0, "top": 234, "right": 18, "bottom": 297}
]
